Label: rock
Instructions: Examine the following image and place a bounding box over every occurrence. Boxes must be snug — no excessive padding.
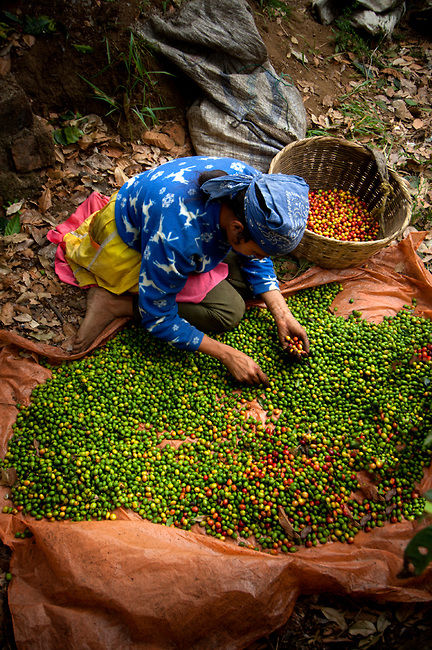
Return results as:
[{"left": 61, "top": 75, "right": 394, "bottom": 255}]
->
[
  {"left": 351, "top": 3, "right": 406, "bottom": 35},
  {"left": 162, "top": 123, "right": 186, "bottom": 146},
  {"left": 359, "top": 0, "right": 403, "bottom": 10},
  {"left": 0, "top": 170, "right": 45, "bottom": 203},
  {"left": 142, "top": 130, "right": 175, "bottom": 151},
  {"left": 408, "top": 2, "right": 432, "bottom": 36},
  {"left": 0, "top": 75, "right": 33, "bottom": 137},
  {"left": 11, "top": 117, "right": 55, "bottom": 173},
  {"left": 0, "top": 78, "right": 55, "bottom": 201},
  {"left": 392, "top": 99, "right": 413, "bottom": 120},
  {"left": 0, "top": 147, "right": 10, "bottom": 173},
  {"left": 312, "top": 0, "right": 406, "bottom": 35},
  {"left": 311, "top": 0, "right": 340, "bottom": 25}
]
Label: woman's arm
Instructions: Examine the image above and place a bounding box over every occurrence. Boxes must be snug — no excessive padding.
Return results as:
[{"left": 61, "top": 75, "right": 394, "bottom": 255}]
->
[
  {"left": 260, "top": 289, "right": 310, "bottom": 352},
  {"left": 198, "top": 335, "right": 269, "bottom": 385}
]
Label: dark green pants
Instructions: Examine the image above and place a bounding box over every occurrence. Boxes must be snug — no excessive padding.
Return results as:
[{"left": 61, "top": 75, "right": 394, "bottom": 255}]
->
[{"left": 178, "top": 252, "right": 253, "bottom": 333}]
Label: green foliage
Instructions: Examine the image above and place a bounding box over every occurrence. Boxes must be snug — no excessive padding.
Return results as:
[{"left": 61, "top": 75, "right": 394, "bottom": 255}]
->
[
  {"left": 0, "top": 204, "right": 21, "bottom": 236},
  {"left": 0, "top": 20, "right": 13, "bottom": 42},
  {"left": 255, "top": 0, "right": 291, "bottom": 19},
  {"left": 72, "top": 44, "right": 94, "bottom": 54},
  {"left": 332, "top": 2, "right": 371, "bottom": 58},
  {"left": 339, "top": 98, "right": 388, "bottom": 145},
  {"left": 1, "top": 11, "right": 56, "bottom": 36},
  {"left": 307, "top": 128, "right": 334, "bottom": 138},
  {"left": 402, "top": 490, "right": 432, "bottom": 577},
  {"left": 80, "top": 31, "right": 174, "bottom": 129},
  {"left": 53, "top": 125, "right": 84, "bottom": 146}
]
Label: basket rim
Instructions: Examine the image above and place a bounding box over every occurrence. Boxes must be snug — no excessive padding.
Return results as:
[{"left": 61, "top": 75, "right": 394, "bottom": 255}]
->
[
  {"left": 269, "top": 136, "right": 412, "bottom": 246},
  {"left": 269, "top": 135, "right": 369, "bottom": 161}
]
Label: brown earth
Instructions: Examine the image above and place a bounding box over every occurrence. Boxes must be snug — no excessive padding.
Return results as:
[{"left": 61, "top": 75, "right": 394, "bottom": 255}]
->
[{"left": 0, "top": 0, "right": 432, "bottom": 648}]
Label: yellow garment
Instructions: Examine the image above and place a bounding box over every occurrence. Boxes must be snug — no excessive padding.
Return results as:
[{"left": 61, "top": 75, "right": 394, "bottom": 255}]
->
[{"left": 63, "top": 192, "right": 140, "bottom": 294}]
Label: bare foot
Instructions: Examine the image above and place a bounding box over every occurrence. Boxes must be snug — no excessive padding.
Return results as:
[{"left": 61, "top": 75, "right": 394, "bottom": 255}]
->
[{"left": 73, "top": 287, "right": 134, "bottom": 353}]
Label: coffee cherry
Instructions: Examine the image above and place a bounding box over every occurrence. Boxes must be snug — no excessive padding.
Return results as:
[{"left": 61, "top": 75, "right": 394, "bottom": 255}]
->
[
  {"left": 1, "top": 286, "right": 430, "bottom": 554},
  {"left": 285, "top": 336, "right": 306, "bottom": 358},
  {"left": 308, "top": 189, "right": 379, "bottom": 242}
]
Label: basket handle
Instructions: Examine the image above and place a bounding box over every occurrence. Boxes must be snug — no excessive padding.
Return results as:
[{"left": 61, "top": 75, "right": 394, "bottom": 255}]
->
[{"left": 366, "top": 146, "right": 393, "bottom": 236}]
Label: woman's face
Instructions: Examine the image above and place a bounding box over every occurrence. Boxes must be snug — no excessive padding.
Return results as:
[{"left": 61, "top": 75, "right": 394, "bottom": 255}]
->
[
  {"left": 230, "top": 238, "right": 268, "bottom": 259},
  {"left": 221, "top": 204, "right": 269, "bottom": 259}
]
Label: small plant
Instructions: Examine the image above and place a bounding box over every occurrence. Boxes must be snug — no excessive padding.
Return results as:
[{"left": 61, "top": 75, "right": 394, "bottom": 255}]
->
[
  {"left": 399, "top": 358, "right": 432, "bottom": 578},
  {"left": 80, "top": 31, "right": 174, "bottom": 131},
  {"left": 52, "top": 112, "right": 86, "bottom": 146},
  {"left": 400, "top": 489, "right": 432, "bottom": 577},
  {"left": 255, "top": 0, "right": 291, "bottom": 19},
  {"left": 339, "top": 97, "right": 388, "bottom": 146},
  {"left": 1, "top": 10, "right": 56, "bottom": 36},
  {"left": 0, "top": 20, "right": 13, "bottom": 42},
  {"left": 0, "top": 202, "right": 21, "bottom": 236},
  {"left": 306, "top": 128, "right": 334, "bottom": 138}
]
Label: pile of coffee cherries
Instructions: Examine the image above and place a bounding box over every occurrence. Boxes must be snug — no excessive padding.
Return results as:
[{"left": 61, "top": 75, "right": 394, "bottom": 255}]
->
[
  {"left": 308, "top": 189, "right": 380, "bottom": 241},
  {"left": 414, "top": 343, "right": 432, "bottom": 363},
  {"left": 2, "top": 284, "right": 431, "bottom": 554},
  {"left": 284, "top": 335, "right": 305, "bottom": 358}
]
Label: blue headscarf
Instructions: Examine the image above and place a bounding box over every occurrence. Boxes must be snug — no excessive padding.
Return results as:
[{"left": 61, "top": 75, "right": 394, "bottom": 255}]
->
[{"left": 201, "top": 171, "right": 309, "bottom": 255}]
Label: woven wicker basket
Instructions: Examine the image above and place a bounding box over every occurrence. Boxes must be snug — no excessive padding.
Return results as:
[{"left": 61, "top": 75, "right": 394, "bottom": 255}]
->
[{"left": 269, "top": 136, "right": 412, "bottom": 269}]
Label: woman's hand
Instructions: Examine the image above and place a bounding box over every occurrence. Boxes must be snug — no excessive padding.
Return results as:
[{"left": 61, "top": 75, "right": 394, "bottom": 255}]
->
[
  {"left": 276, "top": 315, "right": 310, "bottom": 353},
  {"left": 260, "top": 289, "right": 310, "bottom": 353},
  {"left": 199, "top": 335, "right": 269, "bottom": 385},
  {"left": 221, "top": 347, "right": 269, "bottom": 385}
]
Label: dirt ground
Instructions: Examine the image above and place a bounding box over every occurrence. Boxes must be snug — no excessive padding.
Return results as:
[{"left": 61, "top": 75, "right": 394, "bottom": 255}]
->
[{"left": 0, "top": 0, "right": 431, "bottom": 647}]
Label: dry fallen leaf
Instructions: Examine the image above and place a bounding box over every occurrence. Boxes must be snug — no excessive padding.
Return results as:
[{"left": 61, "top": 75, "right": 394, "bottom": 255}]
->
[
  {"left": 114, "top": 166, "right": 129, "bottom": 187},
  {"left": 0, "top": 467, "right": 17, "bottom": 487},
  {"left": 38, "top": 188, "right": 52, "bottom": 214},
  {"left": 20, "top": 209, "right": 44, "bottom": 226},
  {"left": 300, "top": 525, "right": 312, "bottom": 539},
  {"left": 0, "top": 302, "right": 14, "bottom": 326},
  {"left": 278, "top": 505, "right": 301, "bottom": 541},
  {"left": 413, "top": 118, "right": 424, "bottom": 130},
  {"left": 27, "top": 330, "right": 55, "bottom": 341},
  {"left": 349, "top": 619, "right": 376, "bottom": 637},
  {"left": 13, "top": 313, "right": 32, "bottom": 323},
  {"left": 320, "top": 607, "right": 348, "bottom": 631},
  {"left": 38, "top": 254, "right": 53, "bottom": 272},
  {"left": 6, "top": 200, "right": 24, "bottom": 216},
  {"left": 63, "top": 322, "right": 77, "bottom": 339},
  {"left": 29, "top": 226, "right": 48, "bottom": 246}
]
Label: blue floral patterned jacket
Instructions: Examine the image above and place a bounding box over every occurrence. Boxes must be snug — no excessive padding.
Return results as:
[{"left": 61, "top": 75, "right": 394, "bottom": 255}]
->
[{"left": 115, "top": 156, "right": 278, "bottom": 350}]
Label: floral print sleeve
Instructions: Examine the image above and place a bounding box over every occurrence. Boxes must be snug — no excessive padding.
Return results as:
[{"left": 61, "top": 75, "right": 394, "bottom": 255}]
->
[
  {"left": 138, "top": 240, "right": 204, "bottom": 351},
  {"left": 114, "top": 156, "right": 264, "bottom": 350},
  {"left": 239, "top": 256, "right": 280, "bottom": 295}
]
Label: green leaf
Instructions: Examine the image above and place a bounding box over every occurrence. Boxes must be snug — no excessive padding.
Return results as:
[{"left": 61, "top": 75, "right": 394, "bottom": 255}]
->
[
  {"left": 423, "top": 432, "right": 432, "bottom": 448},
  {"left": 23, "top": 15, "right": 56, "bottom": 35},
  {"left": 4, "top": 213, "right": 20, "bottom": 235},
  {"left": 349, "top": 620, "right": 376, "bottom": 637},
  {"left": 72, "top": 44, "right": 93, "bottom": 54},
  {"left": 405, "top": 99, "right": 417, "bottom": 106},
  {"left": 320, "top": 607, "right": 347, "bottom": 631},
  {"left": 53, "top": 125, "right": 84, "bottom": 145},
  {"left": 2, "top": 11, "right": 20, "bottom": 24},
  {"left": 404, "top": 525, "right": 432, "bottom": 575},
  {"left": 376, "top": 614, "right": 391, "bottom": 633},
  {"left": 424, "top": 489, "right": 432, "bottom": 502}
]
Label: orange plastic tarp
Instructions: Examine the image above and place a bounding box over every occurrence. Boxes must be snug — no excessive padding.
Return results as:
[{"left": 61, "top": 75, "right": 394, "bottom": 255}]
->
[{"left": 1, "top": 232, "right": 432, "bottom": 650}]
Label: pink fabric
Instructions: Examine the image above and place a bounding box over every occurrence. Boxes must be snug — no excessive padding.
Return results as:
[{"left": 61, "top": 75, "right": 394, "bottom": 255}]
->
[
  {"left": 47, "top": 191, "right": 110, "bottom": 287},
  {"left": 47, "top": 191, "right": 228, "bottom": 302},
  {"left": 176, "top": 264, "right": 229, "bottom": 303}
]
